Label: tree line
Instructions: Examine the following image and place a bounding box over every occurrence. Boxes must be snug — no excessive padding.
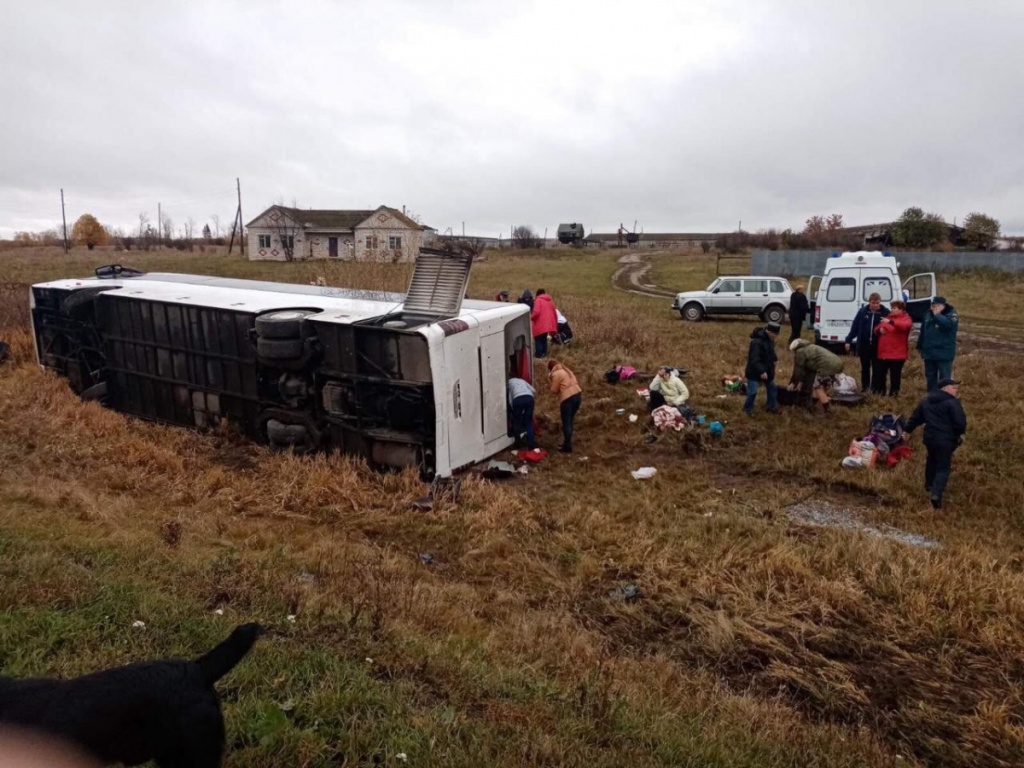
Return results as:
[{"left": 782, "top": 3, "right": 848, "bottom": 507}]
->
[{"left": 7, "top": 211, "right": 232, "bottom": 251}]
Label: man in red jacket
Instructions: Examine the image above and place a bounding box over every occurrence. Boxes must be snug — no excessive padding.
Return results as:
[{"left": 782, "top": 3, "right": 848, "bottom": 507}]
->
[{"left": 530, "top": 289, "right": 558, "bottom": 358}]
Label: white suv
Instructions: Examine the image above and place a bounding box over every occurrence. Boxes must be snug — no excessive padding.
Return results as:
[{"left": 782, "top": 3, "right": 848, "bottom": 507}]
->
[{"left": 672, "top": 276, "right": 793, "bottom": 323}]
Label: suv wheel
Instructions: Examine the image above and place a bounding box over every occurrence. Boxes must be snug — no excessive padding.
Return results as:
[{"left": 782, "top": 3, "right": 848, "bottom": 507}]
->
[
  {"left": 762, "top": 304, "right": 785, "bottom": 324},
  {"left": 681, "top": 303, "right": 704, "bottom": 322}
]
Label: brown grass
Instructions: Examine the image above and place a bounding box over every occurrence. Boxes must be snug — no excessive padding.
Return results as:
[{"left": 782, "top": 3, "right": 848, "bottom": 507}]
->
[{"left": 1, "top": 247, "right": 1023, "bottom": 766}]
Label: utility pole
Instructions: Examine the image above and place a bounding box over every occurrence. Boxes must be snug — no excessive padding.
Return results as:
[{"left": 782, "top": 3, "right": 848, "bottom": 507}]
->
[
  {"left": 60, "top": 188, "right": 68, "bottom": 254},
  {"left": 236, "top": 178, "right": 244, "bottom": 256},
  {"left": 462, "top": 221, "right": 465, "bottom": 237},
  {"left": 158, "top": 202, "right": 162, "bottom": 247}
]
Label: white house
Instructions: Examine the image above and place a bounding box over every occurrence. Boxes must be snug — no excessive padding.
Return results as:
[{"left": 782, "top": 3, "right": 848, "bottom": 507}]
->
[{"left": 246, "top": 205, "right": 432, "bottom": 262}]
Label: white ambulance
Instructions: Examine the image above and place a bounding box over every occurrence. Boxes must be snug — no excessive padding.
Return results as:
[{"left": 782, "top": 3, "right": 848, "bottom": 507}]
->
[{"left": 807, "top": 251, "right": 936, "bottom": 351}]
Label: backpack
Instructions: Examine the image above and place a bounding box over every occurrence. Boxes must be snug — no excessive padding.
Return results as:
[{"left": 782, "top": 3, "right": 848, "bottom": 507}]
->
[{"left": 868, "top": 413, "right": 906, "bottom": 447}]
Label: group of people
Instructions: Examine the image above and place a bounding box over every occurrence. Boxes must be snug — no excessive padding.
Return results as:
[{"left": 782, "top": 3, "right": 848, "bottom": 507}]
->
[
  {"left": 742, "top": 321, "right": 846, "bottom": 416},
  {"left": 748, "top": 291, "right": 966, "bottom": 509},
  {"left": 507, "top": 359, "right": 583, "bottom": 454},
  {"left": 495, "top": 288, "right": 574, "bottom": 357}
]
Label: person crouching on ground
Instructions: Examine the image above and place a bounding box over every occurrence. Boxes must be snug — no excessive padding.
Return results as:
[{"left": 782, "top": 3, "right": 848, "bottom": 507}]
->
[
  {"left": 744, "top": 321, "right": 780, "bottom": 416},
  {"left": 787, "top": 338, "right": 844, "bottom": 414},
  {"left": 648, "top": 366, "right": 689, "bottom": 412},
  {"left": 547, "top": 359, "right": 582, "bottom": 453},
  {"left": 903, "top": 378, "right": 967, "bottom": 510},
  {"left": 874, "top": 299, "right": 912, "bottom": 397},
  {"left": 507, "top": 376, "right": 536, "bottom": 448},
  {"left": 531, "top": 289, "right": 558, "bottom": 359}
]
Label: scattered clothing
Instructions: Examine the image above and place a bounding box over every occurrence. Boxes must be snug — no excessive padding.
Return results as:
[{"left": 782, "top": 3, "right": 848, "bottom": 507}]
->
[
  {"left": 554, "top": 308, "right": 574, "bottom": 345},
  {"left": 652, "top": 405, "right": 689, "bottom": 431}
]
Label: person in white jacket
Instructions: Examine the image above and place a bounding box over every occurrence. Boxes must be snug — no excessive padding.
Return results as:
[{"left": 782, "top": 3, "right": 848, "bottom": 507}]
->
[{"left": 648, "top": 366, "right": 689, "bottom": 411}]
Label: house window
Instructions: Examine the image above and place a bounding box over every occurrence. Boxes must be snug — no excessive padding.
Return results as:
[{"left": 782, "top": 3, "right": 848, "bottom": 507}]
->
[
  {"left": 366, "top": 235, "right": 378, "bottom": 250},
  {"left": 258, "top": 235, "right": 271, "bottom": 248},
  {"left": 281, "top": 235, "right": 295, "bottom": 251},
  {"left": 388, "top": 235, "right": 402, "bottom": 250}
]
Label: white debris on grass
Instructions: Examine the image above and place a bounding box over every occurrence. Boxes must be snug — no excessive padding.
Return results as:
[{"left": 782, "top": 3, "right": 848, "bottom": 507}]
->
[
  {"left": 631, "top": 467, "right": 657, "bottom": 480},
  {"left": 788, "top": 500, "right": 940, "bottom": 548},
  {"left": 286, "top": 614, "right": 296, "bottom": 623},
  {"left": 214, "top": 608, "right": 224, "bottom": 616},
  {"left": 131, "top": 620, "right": 146, "bottom": 629},
  {"left": 396, "top": 754, "right": 408, "bottom": 762}
]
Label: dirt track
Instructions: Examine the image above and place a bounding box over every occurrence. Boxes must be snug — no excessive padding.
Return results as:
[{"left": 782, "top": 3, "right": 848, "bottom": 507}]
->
[{"left": 610, "top": 251, "right": 676, "bottom": 299}]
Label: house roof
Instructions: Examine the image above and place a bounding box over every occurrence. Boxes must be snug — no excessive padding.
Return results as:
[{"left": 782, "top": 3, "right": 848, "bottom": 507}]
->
[{"left": 247, "top": 205, "right": 428, "bottom": 231}]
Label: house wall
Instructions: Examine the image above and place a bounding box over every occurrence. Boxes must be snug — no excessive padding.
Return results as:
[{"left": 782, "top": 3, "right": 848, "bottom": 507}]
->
[{"left": 354, "top": 210, "right": 423, "bottom": 263}]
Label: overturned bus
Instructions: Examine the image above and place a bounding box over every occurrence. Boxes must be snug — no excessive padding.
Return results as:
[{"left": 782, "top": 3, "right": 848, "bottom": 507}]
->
[{"left": 30, "top": 249, "right": 533, "bottom": 479}]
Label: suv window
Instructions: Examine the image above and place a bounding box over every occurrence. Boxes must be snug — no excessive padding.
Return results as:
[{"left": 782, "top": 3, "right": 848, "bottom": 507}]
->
[
  {"left": 718, "top": 280, "right": 740, "bottom": 293},
  {"left": 826, "top": 277, "right": 856, "bottom": 301},
  {"left": 770, "top": 280, "right": 785, "bottom": 293},
  {"left": 743, "top": 280, "right": 767, "bottom": 293},
  {"left": 862, "top": 277, "right": 893, "bottom": 301}
]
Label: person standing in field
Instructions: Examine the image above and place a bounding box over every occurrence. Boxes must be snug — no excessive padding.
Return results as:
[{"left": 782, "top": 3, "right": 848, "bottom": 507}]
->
[
  {"left": 845, "top": 292, "right": 889, "bottom": 394},
  {"left": 788, "top": 285, "right": 809, "bottom": 344},
  {"left": 788, "top": 338, "right": 844, "bottom": 414},
  {"left": 917, "top": 296, "right": 959, "bottom": 392},
  {"left": 903, "top": 378, "right": 967, "bottom": 510},
  {"left": 874, "top": 299, "right": 912, "bottom": 397},
  {"left": 743, "top": 321, "right": 780, "bottom": 416},
  {"left": 547, "top": 358, "right": 582, "bottom": 453},
  {"left": 530, "top": 289, "right": 558, "bottom": 359}
]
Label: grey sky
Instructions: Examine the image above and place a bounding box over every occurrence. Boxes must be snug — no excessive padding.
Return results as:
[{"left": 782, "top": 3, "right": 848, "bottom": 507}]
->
[{"left": 2, "top": 0, "right": 1022, "bottom": 239}]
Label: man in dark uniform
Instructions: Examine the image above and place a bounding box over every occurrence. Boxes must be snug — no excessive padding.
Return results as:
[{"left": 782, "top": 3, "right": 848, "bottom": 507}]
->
[
  {"left": 788, "top": 284, "right": 809, "bottom": 345},
  {"left": 903, "top": 378, "right": 967, "bottom": 509}
]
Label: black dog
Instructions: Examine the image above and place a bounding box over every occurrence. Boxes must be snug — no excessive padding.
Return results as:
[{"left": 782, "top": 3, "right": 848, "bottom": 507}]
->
[{"left": 0, "top": 623, "right": 263, "bottom": 768}]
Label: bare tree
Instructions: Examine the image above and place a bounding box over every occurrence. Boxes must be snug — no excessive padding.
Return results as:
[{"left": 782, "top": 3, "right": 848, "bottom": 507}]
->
[
  {"left": 160, "top": 213, "right": 174, "bottom": 245},
  {"left": 266, "top": 203, "right": 302, "bottom": 261},
  {"left": 138, "top": 212, "right": 150, "bottom": 239},
  {"left": 511, "top": 225, "right": 542, "bottom": 249},
  {"left": 210, "top": 214, "right": 221, "bottom": 238}
]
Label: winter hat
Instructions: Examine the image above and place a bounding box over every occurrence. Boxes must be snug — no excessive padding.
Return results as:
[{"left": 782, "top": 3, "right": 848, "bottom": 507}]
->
[
  {"left": 789, "top": 339, "right": 808, "bottom": 351},
  {"left": 766, "top": 322, "right": 782, "bottom": 335},
  {"left": 932, "top": 296, "right": 947, "bottom": 305},
  {"left": 937, "top": 378, "right": 961, "bottom": 389}
]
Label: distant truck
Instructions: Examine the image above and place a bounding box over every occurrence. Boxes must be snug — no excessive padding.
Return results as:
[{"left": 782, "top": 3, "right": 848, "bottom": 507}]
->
[
  {"left": 29, "top": 250, "right": 533, "bottom": 480},
  {"left": 557, "top": 223, "right": 585, "bottom": 245}
]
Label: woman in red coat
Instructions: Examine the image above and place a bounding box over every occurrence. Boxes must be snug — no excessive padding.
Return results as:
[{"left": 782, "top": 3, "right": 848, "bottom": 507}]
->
[
  {"left": 530, "top": 289, "right": 558, "bottom": 358},
  {"left": 874, "top": 299, "right": 912, "bottom": 397}
]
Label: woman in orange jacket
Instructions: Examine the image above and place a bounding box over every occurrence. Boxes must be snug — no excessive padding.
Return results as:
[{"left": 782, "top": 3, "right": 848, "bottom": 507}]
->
[{"left": 547, "top": 359, "right": 582, "bottom": 452}]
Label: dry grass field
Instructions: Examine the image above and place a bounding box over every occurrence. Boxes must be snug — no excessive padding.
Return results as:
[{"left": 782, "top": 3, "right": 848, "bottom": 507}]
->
[{"left": 2, "top": 245, "right": 1024, "bottom": 767}]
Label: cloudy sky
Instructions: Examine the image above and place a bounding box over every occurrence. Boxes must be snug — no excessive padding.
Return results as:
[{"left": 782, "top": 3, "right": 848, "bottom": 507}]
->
[{"left": 2, "top": 0, "right": 1022, "bottom": 239}]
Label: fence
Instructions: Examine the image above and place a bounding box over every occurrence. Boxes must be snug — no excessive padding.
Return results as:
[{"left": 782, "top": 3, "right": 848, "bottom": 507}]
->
[{"left": 751, "top": 250, "right": 1024, "bottom": 277}]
